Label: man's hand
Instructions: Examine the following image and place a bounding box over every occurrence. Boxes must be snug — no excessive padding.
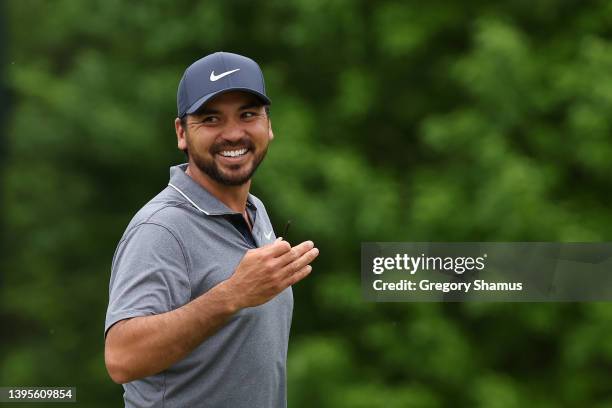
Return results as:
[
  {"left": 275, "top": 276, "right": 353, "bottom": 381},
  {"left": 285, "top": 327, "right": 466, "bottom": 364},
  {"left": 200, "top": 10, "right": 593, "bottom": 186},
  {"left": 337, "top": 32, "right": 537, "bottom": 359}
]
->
[{"left": 225, "top": 239, "right": 319, "bottom": 309}]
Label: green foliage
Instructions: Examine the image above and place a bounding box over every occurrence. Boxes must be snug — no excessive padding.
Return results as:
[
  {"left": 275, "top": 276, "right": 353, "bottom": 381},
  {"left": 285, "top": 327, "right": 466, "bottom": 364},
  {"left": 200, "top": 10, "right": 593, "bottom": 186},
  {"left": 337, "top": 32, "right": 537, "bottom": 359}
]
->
[{"left": 3, "top": 0, "right": 612, "bottom": 406}]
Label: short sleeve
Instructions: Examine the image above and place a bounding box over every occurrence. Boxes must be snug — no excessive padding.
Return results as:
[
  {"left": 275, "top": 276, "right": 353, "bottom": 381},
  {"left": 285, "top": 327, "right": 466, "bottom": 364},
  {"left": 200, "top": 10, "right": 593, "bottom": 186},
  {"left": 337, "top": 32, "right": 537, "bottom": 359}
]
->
[{"left": 104, "top": 223, "right": 191, "bottom": 337}]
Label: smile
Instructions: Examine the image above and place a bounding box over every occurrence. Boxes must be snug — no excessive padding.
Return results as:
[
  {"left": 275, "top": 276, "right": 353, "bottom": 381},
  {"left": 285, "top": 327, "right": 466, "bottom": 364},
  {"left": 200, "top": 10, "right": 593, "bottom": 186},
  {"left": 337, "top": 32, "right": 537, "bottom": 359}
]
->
[{"left": 218, "top": 148, "right": 249, "bottom": 157}]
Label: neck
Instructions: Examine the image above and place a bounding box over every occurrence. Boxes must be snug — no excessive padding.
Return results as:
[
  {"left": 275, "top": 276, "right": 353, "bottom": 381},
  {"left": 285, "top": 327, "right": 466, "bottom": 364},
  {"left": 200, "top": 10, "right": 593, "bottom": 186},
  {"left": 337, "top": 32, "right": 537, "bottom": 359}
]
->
[{"left": 185, "top": 163, "right": 250, "bottom": 213}]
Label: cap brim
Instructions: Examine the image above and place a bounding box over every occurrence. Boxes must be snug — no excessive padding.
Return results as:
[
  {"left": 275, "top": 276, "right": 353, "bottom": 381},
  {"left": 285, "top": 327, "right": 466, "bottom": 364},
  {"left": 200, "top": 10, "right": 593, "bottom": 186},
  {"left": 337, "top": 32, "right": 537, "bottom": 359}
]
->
[{"left": 183, "top": 88, "right": 271, "bottom": 117}]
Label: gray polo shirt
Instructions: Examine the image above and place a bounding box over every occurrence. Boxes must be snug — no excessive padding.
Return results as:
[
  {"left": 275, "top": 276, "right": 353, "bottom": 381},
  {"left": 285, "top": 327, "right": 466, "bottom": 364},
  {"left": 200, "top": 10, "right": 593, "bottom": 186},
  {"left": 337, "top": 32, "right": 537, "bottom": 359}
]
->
[{"left": 105, "top": 164, "right": 293, "bottom": 408}]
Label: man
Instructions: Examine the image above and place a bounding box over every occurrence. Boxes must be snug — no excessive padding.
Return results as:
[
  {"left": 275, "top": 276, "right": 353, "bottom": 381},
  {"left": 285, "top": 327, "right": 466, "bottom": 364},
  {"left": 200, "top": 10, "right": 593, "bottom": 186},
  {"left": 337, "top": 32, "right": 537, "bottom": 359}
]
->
[{"left": 104, "top": 51, "right": 319, "bottom": 408}]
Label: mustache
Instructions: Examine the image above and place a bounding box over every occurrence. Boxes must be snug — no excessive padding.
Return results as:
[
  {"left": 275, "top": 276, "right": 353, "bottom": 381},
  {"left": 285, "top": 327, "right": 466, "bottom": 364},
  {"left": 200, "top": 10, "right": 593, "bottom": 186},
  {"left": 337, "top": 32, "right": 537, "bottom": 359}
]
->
[{"left": 211, "top": 138, "right": 255, "bottom": 154}]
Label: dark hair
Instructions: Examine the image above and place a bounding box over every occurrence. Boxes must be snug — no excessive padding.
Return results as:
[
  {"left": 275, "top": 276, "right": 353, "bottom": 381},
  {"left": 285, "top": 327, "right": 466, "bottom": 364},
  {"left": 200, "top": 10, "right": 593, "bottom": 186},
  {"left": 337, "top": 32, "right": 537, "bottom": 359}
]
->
[
  {"left": 179, "top": 116, "right": 189, "bottom": 158},
  {"left": 180, "top": 115, "right": 188, "bottom": 132}
]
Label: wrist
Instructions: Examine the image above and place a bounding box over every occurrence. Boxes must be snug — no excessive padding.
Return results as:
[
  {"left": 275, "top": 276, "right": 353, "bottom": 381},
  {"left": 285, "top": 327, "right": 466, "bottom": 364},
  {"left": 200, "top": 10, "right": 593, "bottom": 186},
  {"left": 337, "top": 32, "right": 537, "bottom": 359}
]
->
[{"left": 212, "top": 279, "right": 243, "bottom": 314}]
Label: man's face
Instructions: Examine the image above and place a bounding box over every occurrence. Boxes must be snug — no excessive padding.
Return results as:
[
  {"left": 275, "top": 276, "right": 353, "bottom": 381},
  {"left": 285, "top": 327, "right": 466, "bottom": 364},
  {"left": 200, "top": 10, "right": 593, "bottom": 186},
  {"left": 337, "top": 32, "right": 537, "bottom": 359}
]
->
[{"left": 177, "top": 91, "right": 273, "bottom": 186}]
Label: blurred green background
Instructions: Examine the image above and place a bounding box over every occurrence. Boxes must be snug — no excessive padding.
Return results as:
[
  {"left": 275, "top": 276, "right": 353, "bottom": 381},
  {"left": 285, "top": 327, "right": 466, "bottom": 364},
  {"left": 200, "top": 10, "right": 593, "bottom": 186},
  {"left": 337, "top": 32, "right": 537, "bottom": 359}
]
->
[{"left": 3, "top": 0, "right": 612, "bottom": 407}]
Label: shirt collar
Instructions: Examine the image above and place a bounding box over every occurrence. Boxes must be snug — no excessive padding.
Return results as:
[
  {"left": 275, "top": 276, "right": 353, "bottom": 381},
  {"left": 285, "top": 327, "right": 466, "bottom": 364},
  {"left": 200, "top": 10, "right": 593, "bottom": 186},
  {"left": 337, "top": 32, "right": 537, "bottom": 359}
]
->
[{"left": 167, "top": 163, "right": 257, "bottom": 216}]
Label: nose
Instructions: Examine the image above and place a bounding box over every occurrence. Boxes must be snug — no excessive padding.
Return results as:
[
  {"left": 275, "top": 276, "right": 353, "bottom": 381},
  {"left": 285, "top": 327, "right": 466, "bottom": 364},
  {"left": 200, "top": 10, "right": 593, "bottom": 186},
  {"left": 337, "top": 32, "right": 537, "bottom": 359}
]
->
[{"left": 221, "top": 118, "right": 247, "bottom": 142}]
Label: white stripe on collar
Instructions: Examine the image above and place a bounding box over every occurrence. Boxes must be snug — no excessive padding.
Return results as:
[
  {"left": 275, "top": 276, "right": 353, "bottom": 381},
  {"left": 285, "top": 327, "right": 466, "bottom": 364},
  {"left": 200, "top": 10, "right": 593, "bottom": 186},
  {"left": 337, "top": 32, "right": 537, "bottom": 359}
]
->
[{"left": 168, "top": 183, "right": 211, "bottom": 215}]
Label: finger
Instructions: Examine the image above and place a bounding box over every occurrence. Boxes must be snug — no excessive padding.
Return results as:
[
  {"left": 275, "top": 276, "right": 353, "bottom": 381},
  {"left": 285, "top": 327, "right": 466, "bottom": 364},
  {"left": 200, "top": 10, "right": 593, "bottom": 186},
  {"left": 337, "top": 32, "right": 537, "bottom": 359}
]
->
[
  {"left": 275, "top": 240, "right": 314, "bottom": 266},
  {"left": 263, "top": 238, "right": 292, "bottom": 257},
  {"left": 281, "top": 247, "right": 319, "bottom": 277},
  {"left": 284, "top": 264, "right": 313, "bottom": 286}
]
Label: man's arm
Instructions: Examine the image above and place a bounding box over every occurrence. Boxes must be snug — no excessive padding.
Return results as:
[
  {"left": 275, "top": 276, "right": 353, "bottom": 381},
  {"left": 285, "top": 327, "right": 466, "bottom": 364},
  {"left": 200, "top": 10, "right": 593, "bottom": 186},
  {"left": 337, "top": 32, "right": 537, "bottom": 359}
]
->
[{"left": 104, "top": 239, "right": 318, "bottom": 384}]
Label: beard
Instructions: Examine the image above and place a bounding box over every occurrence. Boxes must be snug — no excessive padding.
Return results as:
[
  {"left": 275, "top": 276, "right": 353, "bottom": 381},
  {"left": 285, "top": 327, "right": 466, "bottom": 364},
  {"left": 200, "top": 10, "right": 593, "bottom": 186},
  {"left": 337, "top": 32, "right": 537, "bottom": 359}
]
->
[{"left": 187, "top": 136, "right": 268, "bottom": 186}]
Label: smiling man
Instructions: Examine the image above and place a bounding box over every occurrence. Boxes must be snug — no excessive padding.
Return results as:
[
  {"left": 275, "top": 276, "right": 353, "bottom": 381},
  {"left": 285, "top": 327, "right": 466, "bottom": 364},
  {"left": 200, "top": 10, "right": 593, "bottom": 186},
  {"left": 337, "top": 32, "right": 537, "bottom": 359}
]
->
[{"left": 104, "top": 52, "right": 319, "bottom": 408}]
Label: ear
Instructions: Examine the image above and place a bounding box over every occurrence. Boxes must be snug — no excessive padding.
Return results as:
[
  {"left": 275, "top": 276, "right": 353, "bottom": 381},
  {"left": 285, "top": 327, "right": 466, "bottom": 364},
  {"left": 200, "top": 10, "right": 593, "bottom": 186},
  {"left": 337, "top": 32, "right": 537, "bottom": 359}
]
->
[
  {"left": 268, "top": 119, "right": 274, "bottom": 141},
  {"left": 175, "top": 117, "right": 188, "bottom": 151}
]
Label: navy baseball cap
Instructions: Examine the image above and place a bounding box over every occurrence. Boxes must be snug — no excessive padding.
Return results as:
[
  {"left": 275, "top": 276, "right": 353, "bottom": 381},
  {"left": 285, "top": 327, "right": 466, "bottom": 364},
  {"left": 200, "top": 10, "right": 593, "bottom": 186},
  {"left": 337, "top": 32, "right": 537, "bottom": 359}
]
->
[{"left": 177, "top": 52, "right": 271, "bottom": 118}]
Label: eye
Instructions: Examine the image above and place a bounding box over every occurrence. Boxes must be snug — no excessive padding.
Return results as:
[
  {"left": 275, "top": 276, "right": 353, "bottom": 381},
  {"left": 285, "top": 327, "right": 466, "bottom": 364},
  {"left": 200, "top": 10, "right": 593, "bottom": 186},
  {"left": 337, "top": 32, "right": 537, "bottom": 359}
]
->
[
  {"left": 200, "top": 115, "right": 219, "bottom": 124},
  {"left": 241, "top": 111, "right": 260, "bottom": 120}
]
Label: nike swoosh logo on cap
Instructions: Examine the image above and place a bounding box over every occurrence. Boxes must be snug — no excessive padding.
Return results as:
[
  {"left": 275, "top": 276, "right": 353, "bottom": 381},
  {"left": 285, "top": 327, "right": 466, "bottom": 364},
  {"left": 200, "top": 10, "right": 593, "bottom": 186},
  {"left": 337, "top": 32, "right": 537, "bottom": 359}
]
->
[
  {"left": 210, "top": 68, "right": 240, "bottom": 81},
  {"left": 264, "top": 230, "right": 273, "bottom": 240}
]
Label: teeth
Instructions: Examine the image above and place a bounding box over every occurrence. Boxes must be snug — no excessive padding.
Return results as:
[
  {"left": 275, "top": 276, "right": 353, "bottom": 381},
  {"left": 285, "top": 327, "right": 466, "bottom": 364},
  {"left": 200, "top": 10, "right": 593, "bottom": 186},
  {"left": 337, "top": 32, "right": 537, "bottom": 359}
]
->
[{"left": 220, "top": 148, "right": 248, "bottom": 157}]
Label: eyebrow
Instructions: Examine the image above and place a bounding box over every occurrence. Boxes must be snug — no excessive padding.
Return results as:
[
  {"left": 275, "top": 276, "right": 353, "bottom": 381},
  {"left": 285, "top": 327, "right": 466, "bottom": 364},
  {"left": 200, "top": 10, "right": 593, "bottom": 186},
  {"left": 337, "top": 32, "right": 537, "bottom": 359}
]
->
[{"left": 195, "top": 103, "right": 264, "bottom": 116}]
